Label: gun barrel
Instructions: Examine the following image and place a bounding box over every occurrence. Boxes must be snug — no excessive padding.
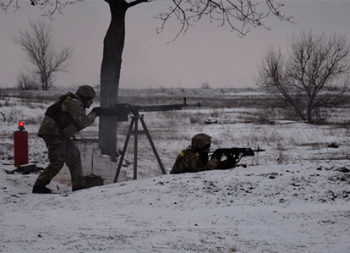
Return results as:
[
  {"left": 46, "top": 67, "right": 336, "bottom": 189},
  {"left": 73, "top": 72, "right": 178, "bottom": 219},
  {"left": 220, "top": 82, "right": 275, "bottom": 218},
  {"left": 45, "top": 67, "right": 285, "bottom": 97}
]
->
[
  {"left": 252, "top": 148, "right": 265, "bottom": 152},
  {"left": 135, "top": 104, "right": 184, "bottom": 112},
  {"left": 136, "top": 98, "right": 201, "bottom": 112},
  {"left": 101, "top": 98, "right": 201, "bottom": 121}
]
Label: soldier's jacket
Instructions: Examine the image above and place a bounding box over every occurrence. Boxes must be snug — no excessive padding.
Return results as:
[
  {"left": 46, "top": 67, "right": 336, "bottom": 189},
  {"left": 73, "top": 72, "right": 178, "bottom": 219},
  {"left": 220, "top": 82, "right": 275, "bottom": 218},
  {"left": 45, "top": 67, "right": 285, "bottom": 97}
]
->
[
  {"left": 38, "top": 92, "right": 97, "bottom": 138},
  {"left": 170, "top": 146, "right": 221, "bottom": 174}
]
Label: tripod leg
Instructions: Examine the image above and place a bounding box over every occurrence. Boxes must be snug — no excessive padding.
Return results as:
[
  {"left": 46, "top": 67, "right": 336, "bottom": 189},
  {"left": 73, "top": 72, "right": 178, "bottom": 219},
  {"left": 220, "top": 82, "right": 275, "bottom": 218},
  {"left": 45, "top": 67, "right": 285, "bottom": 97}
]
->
[
  {"left": 113, "top": 118, "right": 135, "bottom": 183},
  {"left": 139, "top": 116, "right": 166, "bottom": 174},
  {"left": 133, "top": 117, "right": 138, "bottom": 180}
]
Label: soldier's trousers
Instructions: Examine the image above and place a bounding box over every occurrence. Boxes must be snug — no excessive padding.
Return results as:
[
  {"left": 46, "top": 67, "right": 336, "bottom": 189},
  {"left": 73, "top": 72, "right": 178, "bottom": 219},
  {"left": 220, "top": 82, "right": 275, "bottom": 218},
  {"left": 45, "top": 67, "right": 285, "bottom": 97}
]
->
[{"left": 34, "top": 135, "right": 84, "bottom": 189}]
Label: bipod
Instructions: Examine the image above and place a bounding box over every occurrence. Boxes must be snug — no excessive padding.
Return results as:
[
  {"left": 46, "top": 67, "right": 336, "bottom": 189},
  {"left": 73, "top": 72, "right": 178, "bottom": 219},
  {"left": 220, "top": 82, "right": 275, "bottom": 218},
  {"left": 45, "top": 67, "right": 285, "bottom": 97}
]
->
[{"left": 114, "top": 113, "right": 166, "bottom": 183}]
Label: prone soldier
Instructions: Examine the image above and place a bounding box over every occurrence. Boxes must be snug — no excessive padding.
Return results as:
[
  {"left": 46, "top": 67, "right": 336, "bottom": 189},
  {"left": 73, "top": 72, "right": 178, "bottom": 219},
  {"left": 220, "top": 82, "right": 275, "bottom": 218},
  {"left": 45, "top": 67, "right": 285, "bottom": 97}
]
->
[{"left": 170, "top": 133, "right": 231, "bottom": 174}]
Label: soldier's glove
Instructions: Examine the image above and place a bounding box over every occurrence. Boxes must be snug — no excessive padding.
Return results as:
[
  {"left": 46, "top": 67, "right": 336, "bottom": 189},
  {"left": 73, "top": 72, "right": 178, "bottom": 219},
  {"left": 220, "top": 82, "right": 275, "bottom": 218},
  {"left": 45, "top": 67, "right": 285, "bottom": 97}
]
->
[
  {"left": 227, "top": 157, "right": 236, "bottom": 168},
  {"left": 92, "top": 107, "right": 102, "bottom": 116}
]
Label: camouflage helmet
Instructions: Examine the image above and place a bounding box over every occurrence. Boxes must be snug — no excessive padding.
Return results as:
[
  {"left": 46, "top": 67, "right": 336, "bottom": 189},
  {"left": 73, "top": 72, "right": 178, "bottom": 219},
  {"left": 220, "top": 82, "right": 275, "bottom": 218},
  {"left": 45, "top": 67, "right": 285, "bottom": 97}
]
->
[
  {"left": 191, "top": 133, "right": 212, "bottom": 149},
  {"left": 76, "top": 85, "right": 96, "bottom": 99}
]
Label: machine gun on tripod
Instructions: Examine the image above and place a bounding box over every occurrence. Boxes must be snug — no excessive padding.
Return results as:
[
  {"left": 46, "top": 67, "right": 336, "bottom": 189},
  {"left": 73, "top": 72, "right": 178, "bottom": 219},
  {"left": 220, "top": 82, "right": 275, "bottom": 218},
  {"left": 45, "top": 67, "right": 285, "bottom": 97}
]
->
[{"left": 101, "top": 98, "right": 201, "bottom": 183}]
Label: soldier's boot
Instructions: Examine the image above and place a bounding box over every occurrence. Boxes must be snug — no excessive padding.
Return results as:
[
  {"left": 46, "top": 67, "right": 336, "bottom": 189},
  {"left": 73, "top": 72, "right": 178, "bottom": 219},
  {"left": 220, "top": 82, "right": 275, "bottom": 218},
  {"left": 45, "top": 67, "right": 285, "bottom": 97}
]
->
[{"left": 32, "top": 185, "right": 52, "bottom": 194}]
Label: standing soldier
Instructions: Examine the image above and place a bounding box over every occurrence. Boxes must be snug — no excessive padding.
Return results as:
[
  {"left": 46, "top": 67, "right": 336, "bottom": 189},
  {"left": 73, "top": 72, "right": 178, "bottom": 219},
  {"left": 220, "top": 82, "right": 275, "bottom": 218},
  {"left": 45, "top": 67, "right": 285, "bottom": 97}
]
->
[
  {"left": 171, "top": 133, "right": 230, "bottom": 174},
  {"left": 32, "top": 85, "right": 102, "bottom": 194}
]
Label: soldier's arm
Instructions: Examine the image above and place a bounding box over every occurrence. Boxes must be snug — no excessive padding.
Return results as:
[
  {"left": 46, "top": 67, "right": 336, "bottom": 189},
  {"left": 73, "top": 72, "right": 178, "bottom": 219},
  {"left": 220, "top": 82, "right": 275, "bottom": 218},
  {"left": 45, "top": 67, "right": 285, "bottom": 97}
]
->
[
  {"left": 66, "top": 99, "right": 97, "bottom": 129},
  {"left": 191, "top": 155, "right": 220, "bottom": 172},
  {"left": 203, "top": 157, "right": 220, "bottom": 171}
]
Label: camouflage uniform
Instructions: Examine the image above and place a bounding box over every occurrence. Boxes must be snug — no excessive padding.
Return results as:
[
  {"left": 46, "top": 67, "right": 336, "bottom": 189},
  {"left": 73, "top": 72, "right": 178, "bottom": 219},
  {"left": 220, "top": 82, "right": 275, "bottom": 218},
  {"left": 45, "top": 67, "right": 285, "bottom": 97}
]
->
[
  {"left": 33, "top": 86, "right": 98, "bottom": 191},
  {"left": 170, "top": 145, "right": 221, "bottom": 174},
  {"left": 171, "top": 133, "right": 223, "bottom": 174}
]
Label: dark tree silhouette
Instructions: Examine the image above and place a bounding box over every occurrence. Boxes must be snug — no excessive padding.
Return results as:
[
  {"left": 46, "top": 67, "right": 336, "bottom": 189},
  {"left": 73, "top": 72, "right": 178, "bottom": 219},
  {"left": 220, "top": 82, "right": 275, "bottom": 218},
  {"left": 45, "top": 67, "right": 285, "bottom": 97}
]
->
[
  {"left": 257, "top": 31, "right": 350, "bottom": 123},
  {"left": 13, "top": 19, "right": 72, "bottom": 90}
]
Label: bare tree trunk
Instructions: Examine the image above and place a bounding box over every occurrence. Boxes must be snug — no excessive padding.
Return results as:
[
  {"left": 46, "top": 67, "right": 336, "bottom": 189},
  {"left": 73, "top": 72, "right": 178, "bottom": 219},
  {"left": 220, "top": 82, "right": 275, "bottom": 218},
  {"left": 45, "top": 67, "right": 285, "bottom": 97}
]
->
[
  {"left": 99, "top": 0, "right": 128, "bottom": 161},
  {"left": 307, "top": 102, "right": 312, "bottom": 123}
]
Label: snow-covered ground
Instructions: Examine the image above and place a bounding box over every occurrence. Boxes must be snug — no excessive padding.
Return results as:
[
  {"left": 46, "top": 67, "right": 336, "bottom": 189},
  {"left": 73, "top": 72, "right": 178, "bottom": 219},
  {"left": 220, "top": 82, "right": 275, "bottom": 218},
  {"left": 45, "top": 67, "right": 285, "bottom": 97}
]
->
[{"left": 1, "top": 87, "right": 350, "bottom": 252}]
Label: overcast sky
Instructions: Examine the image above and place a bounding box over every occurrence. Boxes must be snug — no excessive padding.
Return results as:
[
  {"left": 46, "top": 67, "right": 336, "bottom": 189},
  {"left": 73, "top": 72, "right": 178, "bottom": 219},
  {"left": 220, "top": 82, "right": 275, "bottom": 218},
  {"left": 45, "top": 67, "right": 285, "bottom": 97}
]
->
[{"left": 0, "top": 0, "right": 350, "bottom": 89}]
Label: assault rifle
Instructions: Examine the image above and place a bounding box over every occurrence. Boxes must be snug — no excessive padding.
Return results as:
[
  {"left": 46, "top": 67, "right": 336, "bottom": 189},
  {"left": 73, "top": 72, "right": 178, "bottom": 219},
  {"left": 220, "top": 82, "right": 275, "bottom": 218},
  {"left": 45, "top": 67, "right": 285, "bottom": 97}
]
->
[
  {"left": 101, "top": 98, "right": 201, "bottom": 121},
  {"left": 211, "top": 147, "right": 265, "bottom": 168}
]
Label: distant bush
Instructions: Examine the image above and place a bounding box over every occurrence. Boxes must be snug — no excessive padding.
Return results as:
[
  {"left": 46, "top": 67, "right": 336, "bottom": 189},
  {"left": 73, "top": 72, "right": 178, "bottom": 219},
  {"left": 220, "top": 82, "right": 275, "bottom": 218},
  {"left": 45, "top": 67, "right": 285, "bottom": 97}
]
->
[
  {"left": 0, "top": 112, "right": 5, "bottom": 122},
  {"left": 200, "top": 82, "right": 211, "bottom": 89},
  {"left": 190, "top": 114, "right": 203, "bottom": 124}
]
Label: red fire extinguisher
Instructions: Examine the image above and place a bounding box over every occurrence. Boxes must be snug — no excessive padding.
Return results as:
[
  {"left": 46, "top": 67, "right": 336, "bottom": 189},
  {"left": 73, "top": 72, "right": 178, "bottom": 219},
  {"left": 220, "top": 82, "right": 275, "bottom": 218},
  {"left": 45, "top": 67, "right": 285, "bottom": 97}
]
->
[{"left": 14, "top": 121, "right": 28, "bottom": 167}]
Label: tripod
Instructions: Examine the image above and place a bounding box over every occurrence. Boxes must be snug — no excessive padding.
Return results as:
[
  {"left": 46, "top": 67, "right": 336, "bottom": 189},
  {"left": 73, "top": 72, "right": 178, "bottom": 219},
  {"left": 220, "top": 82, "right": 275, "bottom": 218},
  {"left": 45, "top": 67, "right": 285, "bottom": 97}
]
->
[{"left": 113, "top": 113, "right": 166, "bottom": 183}]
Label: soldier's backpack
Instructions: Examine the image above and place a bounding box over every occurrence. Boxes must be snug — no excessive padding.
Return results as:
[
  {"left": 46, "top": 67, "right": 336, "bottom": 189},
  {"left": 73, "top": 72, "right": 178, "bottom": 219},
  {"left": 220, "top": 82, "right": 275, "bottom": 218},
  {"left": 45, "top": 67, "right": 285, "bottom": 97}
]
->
[{"left": 45, "top": 94, "right": 76, "bottom": 130}]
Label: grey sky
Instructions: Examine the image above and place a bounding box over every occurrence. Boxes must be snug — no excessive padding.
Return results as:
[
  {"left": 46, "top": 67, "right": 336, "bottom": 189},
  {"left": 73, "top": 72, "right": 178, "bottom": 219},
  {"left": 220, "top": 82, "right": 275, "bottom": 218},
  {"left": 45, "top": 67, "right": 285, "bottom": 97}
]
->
[{"left": 0, "top": 0, "right": 350, "bottom": 89}]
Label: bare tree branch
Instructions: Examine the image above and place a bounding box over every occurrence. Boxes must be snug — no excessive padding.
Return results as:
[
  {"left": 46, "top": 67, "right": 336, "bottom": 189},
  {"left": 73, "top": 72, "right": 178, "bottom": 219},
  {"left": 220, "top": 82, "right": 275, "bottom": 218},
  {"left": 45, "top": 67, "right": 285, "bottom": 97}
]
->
[
  {"left": 127, "top": 0, "right": 149, "bottom": 8},
  {"left": 155, "top": 0, "right": 294, "bottom": 42},
  {"left": 1, "top": 0, "right": 85, "bottom": 17},
  {"left": 2, "top": 0, "right": 293, "bottom": 39}
]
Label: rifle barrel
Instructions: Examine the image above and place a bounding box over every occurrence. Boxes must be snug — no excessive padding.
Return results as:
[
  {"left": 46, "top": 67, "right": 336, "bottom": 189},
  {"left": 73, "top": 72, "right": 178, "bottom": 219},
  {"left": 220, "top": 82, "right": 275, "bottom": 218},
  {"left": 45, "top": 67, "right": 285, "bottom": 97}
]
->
[
  {"left": 135, "top": 104, "right": 184, "bottom": 112},
  {"left": 252, "top": 148, "right": 265, "bottom": 152},
  {"left": 134, "top": 99, "right": 200, "bottom": 112},
  {"left": 101, "top": 98, "right": 201, "bottom": 121}
]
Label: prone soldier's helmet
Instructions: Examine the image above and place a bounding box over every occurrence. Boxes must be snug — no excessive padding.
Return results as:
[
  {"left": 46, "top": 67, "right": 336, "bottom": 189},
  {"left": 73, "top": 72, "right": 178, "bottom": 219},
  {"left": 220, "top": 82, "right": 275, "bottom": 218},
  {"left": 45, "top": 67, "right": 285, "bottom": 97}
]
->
[
  {"left": 76, "top": 85, "right": 96, "bottom": 100},
  {"left": 191, "top": 133, "right": 212, "bottom": 149}
]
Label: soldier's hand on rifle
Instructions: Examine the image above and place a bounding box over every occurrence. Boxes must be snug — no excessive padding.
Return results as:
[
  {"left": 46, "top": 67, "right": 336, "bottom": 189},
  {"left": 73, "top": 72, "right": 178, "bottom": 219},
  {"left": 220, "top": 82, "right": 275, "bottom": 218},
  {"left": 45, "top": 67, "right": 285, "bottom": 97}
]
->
[
  {"left": 227, "top": 157, "right": 236, "bottom": 168},
  {"left": 212, "top": 150, "right": 222, "bottom": 161},
  {"left": 92, "top": 107, "right": 102, "bottom": 116}
]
